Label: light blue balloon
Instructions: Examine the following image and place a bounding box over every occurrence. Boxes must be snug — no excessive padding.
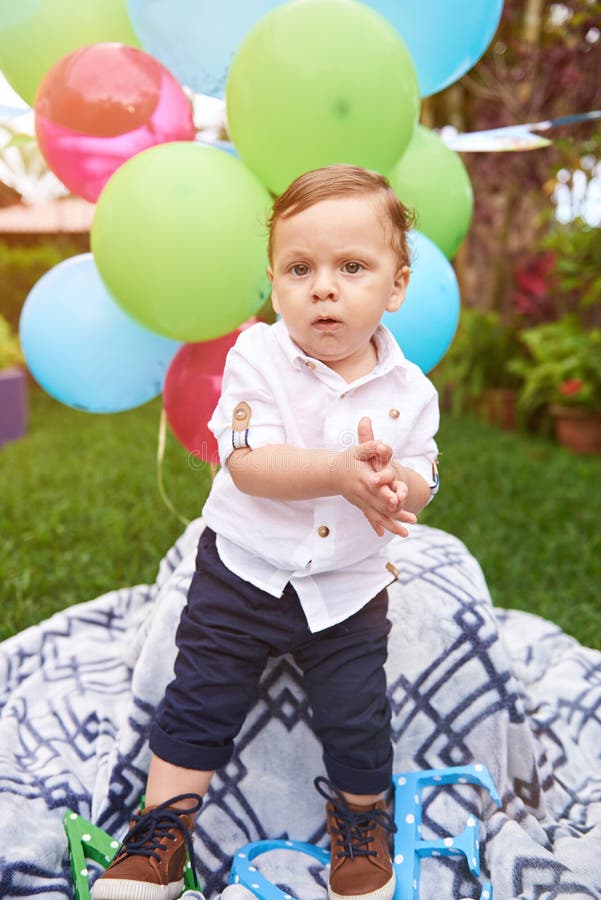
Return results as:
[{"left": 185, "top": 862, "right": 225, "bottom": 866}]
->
[
  {"left": 382, "top": 231, "right": 460, "bottom": 374},
  {"left": 19, "top": 253, "right": 180, "bottom": 413},
  {"left": 196, "top": 137, "right": 239, "bottom": 158},
  {"left": 366, "top": 0, "right": 504, "bottom": 96},
  {"left": 126, "top": 0, "right": 282, "bottom": 97},
  {"left": 127, "top": 0, "right": 502, "bottom": 98}
]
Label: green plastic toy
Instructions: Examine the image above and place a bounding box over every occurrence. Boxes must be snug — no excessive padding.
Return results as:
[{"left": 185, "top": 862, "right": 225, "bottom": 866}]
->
[{"left": 64, "top": 807, "right": 202, "bottom": 900}]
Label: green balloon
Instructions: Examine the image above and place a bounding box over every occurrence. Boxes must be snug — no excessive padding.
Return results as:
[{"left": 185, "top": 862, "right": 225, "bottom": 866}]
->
[
  {"left": 0, "top": 0, "right": 139, "bottom": 106},
  {"left": 91, "top": 143, "right": 272, "bottom": 342},
  {"left": 388, "top": 125, "right": 473, "bottom": 259},
  {"left": 226, "top": 0, "right": 419, "bottom": 196}
]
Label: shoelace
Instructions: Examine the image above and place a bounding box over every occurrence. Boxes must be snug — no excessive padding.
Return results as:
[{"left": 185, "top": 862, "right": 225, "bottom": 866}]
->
[
  {"left": 117, "top": 793, "right": 203, "bottom": 877},
  {"left": 314, "top": 776, "right": 396, "bottom": 862}
]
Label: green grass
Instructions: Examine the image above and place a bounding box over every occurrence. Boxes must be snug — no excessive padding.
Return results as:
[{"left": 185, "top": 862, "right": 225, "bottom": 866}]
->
[
  {"left": 2, "top": 391, "right": 600, "bottom": 648},
  {"left": 420, "top": 415, "right": 601, "bottom": 649},
  {"left": 0, "top": 391, "right": 212, "bottom": 640}
]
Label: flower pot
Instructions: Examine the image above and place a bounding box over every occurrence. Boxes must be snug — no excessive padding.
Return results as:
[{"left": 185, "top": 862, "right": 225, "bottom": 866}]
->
[
  {"left": 550, "top": 405, "right": 601, "bottom": 455},
  {"left": 0, "top": 366, "right": 28, "bottom": 446},
  {"left": 476, "top": 388, "right": 518, "bottom": 431}
]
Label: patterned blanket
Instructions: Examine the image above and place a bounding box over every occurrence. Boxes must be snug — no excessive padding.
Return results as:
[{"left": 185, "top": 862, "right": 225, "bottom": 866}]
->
[{"left": 1, "top": 521, "right": 600, "bottom": 900}]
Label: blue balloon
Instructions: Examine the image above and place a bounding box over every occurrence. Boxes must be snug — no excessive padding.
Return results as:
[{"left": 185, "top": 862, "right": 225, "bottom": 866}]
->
[
  {"left": 126, "top": 0, "right": 282, "bottom": 97},
  {"left": 366, "top": 0, "right": 504, "bottom": 97},
  {"left": 127, "top": 0, "right": 502, "bottom": 98},
  {"left": 382, "top": 231, "right": 460, "bottom": 374},
  {"left": 19, "top": 254, "right": 180, "bottom": 413},
  {"left": 196, "top": 137, "right": 239, "bottom": 158}
]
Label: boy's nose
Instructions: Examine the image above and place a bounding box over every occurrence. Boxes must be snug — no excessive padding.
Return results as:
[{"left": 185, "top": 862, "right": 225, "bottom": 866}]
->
[{"left": 311, "top": 274, "right": 338, "bottom": 301}]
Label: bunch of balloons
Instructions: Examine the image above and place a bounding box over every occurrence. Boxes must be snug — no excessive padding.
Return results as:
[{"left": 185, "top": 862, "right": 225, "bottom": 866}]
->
[{"left": 0, "top": 0, "right": 503, "bottom": 460}]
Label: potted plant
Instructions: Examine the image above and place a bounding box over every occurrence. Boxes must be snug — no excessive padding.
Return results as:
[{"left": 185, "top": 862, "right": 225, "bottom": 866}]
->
[
  {"left": 0, "top": 313, "right": 27, "bottom": 446},
  {"left": 430, "top": 307, "right": 522, "bottom": 429},
  {"left": 508, "top": 315, "right": 601, "bottom": 454}
]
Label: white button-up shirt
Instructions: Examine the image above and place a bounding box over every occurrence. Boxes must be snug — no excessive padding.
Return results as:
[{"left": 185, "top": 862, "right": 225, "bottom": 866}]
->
[{"left": 202, "top": 320, "right": 439, "bottom": 633}]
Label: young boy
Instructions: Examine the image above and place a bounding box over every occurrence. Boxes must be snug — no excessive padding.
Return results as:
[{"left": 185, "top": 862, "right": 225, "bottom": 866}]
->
[{"left": 92, "top": 165, "right": 439, "bottom": 900}]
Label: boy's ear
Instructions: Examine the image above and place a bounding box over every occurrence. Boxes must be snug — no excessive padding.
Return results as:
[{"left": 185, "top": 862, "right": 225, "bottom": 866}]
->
[
  {"left": 267, "top": 265, "right": 280, "bottom": 314},
  {"left": 386, "top": 265, "right": 410, "bottom": 313}
]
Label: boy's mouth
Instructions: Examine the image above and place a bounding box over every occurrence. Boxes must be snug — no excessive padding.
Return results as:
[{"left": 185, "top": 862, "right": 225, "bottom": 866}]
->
[{"left": 312, "top": 315, "right": 342, "bottom": 329}]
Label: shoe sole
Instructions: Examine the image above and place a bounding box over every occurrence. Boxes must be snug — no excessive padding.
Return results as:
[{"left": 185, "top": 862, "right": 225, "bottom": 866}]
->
[
  {"left": 328, "top": 871, "right": 396, "bottom": 900},
  {"left": 90, "top": 878, "right": 184, "bottom": 900}
]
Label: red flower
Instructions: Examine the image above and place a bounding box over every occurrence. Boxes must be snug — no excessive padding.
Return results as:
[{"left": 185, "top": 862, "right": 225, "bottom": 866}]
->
[{"left": 559, "top": 379, "right": 584, "bottom": 396}]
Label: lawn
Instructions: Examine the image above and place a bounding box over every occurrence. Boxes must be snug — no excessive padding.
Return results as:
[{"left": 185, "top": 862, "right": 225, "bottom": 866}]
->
[{"left": 1, "top": 390, "right": 600, "bottom": 648}]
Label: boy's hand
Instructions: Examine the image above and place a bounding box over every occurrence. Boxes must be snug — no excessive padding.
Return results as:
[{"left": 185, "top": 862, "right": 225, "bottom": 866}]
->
[{"left": 334, "top": 417, "right": 416, "bottom": 538}]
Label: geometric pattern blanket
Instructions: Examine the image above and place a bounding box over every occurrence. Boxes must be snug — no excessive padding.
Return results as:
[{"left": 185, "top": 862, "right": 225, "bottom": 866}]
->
[{"left": 1, "top": 520, "right": 600, "bottom": 900}]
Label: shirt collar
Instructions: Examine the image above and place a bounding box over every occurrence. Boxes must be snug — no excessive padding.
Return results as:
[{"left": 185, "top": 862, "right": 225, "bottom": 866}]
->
[
  {"left": 272, "top": 318, "right": 413, "bottom": 381},
  {"left": 371, "top": 324, "right": 412, "bottom": 376}
]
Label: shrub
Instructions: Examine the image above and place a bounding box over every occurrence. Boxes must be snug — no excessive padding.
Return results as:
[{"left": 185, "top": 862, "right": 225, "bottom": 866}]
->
[
  {"left": 509, "top": 315, "right": 601, "bottom": 423},
  {"left": 430, "top": 307, "right": 523, "bottom": 414},
  {"left": 0, "top": 236, "right": 85, "bottom": 331},
  {"left": 0, "top": 312, "right": 24, "bottom": 370}
]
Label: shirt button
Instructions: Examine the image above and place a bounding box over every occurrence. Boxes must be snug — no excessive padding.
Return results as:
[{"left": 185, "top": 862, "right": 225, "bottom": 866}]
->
[
  {"left": 389, "top": 408, "right": 400, "bottom": 419},
  {"left": 305, "top": 360, "right": 316, "bottom": 369},
  {"left": 317, "top": 525, "right": 330, "bottom": 538}
]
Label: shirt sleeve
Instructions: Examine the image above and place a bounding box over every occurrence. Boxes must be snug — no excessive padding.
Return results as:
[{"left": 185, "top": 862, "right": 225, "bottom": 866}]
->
[
  {"left": 208, "top": 333, "right": 287, "bottom": 468},
  {"left": 396, "top": 391, "right": 440, "bottom": 502}
]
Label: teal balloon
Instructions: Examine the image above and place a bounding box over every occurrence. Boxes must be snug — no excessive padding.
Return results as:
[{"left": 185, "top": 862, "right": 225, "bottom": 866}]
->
[
  {"left": 19, "top": 253, "right": 180, "bottom": 413},
  {"left": 382, "top": 231, "right": 460, "bottom": 374},
  {"left": 126, "top": 0, "right": 281, "bottom": 97},
  {"left": 226, "top": 0, "right": 419, "bottom": 196},
  {"left": 389, "top": 125, "right": 473, "bottom": 259},
  {"left": 366, "top": 0, "right": 504, "bottom": 97}
]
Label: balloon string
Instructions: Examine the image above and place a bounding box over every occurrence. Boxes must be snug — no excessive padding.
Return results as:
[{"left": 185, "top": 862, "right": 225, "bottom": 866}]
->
[{"left": 157, "top": 406, "right": 190, "bottom": 527}]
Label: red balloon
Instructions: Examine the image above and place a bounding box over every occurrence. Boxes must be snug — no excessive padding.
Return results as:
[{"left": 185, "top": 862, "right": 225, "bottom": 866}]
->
[
  {"left": 164, "top": 321, "right": 257, "bottom": 465},
  {"left": 35, "top": 44, "right": 163, "bottom": 137},
  {"left": 35, "top": 43, "right": 195, "bottom": 201}
]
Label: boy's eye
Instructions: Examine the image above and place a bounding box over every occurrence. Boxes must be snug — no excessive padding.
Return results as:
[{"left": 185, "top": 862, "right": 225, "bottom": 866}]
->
[
  {"left": 343, "top": 261, "right": 363, "bottom": 274},
  {"left": 290, "top": 263, "right": 309, "bottom": 276}
]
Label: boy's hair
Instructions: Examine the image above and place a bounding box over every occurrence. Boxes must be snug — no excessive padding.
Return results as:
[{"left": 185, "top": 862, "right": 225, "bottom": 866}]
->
[{"left": 267, "top": 164, "right": 414, "bottom": 267}]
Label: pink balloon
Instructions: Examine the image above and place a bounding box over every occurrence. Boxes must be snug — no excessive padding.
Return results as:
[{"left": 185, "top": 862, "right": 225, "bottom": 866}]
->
[{"left": 35, "top": 43, "right": 195, "bottom": 202}]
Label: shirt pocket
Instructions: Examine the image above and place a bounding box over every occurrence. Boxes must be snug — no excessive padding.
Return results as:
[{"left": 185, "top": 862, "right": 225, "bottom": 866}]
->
[
  {"left": 365, "top": 406, "right": 415, "bottom": 456},
  {"left": 325, "top": 406, "right": 416, "bottom": 455}
]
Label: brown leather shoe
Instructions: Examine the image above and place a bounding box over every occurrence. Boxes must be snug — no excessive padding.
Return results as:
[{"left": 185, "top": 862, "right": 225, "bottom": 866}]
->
[
  {"left": 315, "top": 777, "right": 396, "bottom": 900},
  {"left": 90, "top": 793, "right": 202, "bottom": 900}
]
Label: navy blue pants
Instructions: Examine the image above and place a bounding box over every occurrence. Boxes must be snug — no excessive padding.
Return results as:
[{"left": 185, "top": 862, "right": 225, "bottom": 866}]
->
[{"left": 150, "top": 527, "right": 393, "bottom": 794}]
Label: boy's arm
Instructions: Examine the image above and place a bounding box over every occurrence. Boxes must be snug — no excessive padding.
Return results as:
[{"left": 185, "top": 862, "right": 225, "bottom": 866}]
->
[
  {"left": 228, "top": 445, "right": 342, "bottom": 500},
  {"left": 357, "top": 417, "right": 432, "bottom": 516},
  {"left": 228, "top": 442, "right": 417, "bottom": 538},
  {"left": 374, "top": 459, "right": 432, "bottom": 515},
  {"left": 400, "top": 465, "right": 433, "bottom": 513}
]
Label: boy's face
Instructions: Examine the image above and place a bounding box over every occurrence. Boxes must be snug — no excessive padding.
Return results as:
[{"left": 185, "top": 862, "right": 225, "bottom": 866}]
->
[{"left": 267, "top": 194, "right": 409, "bottom": 378}]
